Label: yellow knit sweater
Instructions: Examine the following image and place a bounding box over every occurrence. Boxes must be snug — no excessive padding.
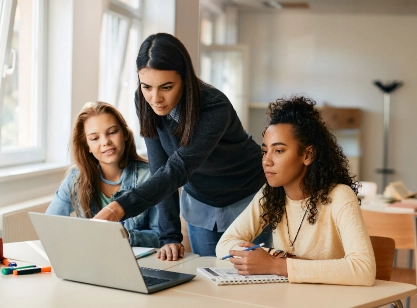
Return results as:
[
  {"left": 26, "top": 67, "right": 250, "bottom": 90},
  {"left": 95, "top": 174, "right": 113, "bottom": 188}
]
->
[{"left": 215, "top": 184, "right": 376, "bottom": 286}]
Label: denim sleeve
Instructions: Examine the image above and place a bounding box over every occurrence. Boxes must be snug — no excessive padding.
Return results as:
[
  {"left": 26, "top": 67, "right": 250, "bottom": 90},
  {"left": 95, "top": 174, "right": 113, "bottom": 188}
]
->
[
  {"left": 123, "top": 206, "right": 160, "bottom": 248},
  {"left": 45, "top": 169, "right": 76, "bottom": 216}
]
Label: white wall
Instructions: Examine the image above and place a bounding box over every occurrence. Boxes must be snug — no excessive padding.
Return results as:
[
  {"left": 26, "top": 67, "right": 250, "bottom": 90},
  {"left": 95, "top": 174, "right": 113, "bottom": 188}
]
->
[
  {"left": 175, "top": 0, "right": 200, "bottom": 73},
  {"left": 240, "top": 11, "right": 417, "bottom": 192}
]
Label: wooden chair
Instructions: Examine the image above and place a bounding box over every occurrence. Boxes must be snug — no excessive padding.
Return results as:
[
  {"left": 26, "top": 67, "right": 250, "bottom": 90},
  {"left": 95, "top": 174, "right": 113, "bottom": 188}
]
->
[
  {"left": 370, "top": 236, "right": 404, "bottom": 308},
  {"left": 371, "top": 236, "right": 395, "bottom": 280},
  {"left": 363, "top": 209, "right": 417, "bottom": 307}
]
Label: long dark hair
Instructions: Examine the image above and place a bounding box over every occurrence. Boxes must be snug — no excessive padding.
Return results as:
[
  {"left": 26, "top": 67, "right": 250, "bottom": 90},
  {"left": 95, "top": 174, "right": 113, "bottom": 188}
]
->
[
  {"left": 71, "top": 102, "right": 146, "bottom": 218},
  {"left": 136, "top": 33, "right": 201, "bottom": 146},
  {"left": 260, "top": 96, "right": 359, "bottom": 229}
]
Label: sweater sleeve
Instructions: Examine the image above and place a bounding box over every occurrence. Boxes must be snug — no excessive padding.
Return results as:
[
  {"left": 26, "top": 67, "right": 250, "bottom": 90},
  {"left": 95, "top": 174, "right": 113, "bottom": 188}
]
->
[
  {"left": 287, "top": 200, "right": 376, "bottom": 286},
  {"left": 215, "top": 189, "right": 265, "bottom": 258}
]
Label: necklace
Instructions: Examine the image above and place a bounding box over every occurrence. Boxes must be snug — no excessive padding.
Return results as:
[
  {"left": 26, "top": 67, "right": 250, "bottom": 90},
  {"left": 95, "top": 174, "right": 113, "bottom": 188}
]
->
[
  {"left": 101, "top": 181, "right": 121, "bottom": 198},
  {"left": 98, "top": 165, "right": 125, "bottom": 198},
  {"left": 285, "top": 206, "right": 308, "bottom": 248},
  {"left": 98, "top": 165, "right": 125, "bottom": 185}
]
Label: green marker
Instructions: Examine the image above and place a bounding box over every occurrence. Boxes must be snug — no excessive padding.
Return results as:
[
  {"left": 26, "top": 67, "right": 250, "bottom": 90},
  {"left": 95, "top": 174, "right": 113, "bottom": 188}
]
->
[{"left": 2, "top": 265, "right": 36, "bottom": 275}]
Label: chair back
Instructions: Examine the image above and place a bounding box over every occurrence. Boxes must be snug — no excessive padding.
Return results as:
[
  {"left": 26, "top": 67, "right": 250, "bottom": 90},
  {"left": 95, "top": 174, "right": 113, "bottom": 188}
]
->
[
  {"left": 370, "top": 236, "right": 395, "bottom": 280},
  {"left": 361, "top": 209, "right": 416, "bottom": 250},
  {"left": 362, "top": 209, "right": 417, "bottom": 287}
]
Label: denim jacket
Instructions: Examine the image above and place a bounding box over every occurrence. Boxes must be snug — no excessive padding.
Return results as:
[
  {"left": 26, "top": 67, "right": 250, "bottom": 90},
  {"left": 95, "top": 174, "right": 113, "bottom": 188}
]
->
[{"left": 46, "top": 160, "right": 159, "bottom": 247}]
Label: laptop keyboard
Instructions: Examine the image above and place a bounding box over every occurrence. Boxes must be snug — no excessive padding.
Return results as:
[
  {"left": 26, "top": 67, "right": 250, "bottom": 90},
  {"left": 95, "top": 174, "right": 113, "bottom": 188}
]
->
[{"left": 143, "top": 275, "right": 170, "bottom": 287}]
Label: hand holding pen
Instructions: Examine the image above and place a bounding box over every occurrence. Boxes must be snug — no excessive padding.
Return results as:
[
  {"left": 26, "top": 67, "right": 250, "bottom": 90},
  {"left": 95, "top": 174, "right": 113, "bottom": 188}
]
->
[{"left": 221, "top": 243, "right": 265, "bottom": 260}]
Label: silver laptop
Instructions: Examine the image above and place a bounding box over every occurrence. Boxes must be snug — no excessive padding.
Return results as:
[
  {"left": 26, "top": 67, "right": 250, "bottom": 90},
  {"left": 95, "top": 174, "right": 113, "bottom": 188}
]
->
[{"left": 28, "top": 212, "right": 195, "bottom": 293}]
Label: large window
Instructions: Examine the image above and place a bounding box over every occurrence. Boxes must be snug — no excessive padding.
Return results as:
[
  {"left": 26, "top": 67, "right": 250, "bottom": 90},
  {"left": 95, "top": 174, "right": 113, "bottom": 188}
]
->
[
  {"left": 0, "top": 0, "right": 46, "bottom": 167},
  {"left": 99, "top": 0, "right": 146, "bottom": 155}
]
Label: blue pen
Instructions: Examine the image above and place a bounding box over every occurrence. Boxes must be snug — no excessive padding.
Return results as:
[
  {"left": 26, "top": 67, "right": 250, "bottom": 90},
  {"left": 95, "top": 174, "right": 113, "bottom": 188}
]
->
[
  {"left": 221, "top": 242, "right": 265, "bottom": 260},
  {"left": 135, "top": 250, "right": 157, "bottom": 260}
]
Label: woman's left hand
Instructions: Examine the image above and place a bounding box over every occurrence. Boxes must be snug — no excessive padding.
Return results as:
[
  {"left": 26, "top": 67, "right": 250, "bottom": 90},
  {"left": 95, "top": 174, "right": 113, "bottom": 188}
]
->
[
  {"left": 228, "top": 242, "right": 287, "bottom": 276},
  {"left": 93, "top": 201, "right": 125, "bottom": 221}
]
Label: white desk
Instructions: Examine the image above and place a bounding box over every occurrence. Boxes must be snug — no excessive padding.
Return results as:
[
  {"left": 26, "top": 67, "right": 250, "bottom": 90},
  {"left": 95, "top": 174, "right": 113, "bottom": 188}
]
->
[
  {"left": 3, "top": 240, "right": 200, "bottom": 270},
  {"left": 168, "top": 257, "right": 417, "bottom": 308},
  {"left": 1, "top": 241, "right": 416, "bottom": 308}
]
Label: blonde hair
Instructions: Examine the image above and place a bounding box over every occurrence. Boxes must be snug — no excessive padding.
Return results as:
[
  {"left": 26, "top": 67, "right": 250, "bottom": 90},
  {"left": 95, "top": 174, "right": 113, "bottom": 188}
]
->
[{"left": 71, "top": 101, "right": 146, "bottom": 217}]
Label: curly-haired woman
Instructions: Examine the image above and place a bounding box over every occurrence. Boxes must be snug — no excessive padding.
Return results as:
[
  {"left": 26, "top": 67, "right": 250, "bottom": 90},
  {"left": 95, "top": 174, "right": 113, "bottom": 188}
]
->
[{"left": 216, "top": 96, "right": 376, "bottom": 286}]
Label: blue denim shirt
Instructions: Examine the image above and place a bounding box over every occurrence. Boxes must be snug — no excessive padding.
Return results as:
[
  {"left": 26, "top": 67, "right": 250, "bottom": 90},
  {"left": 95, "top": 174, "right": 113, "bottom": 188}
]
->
[{"left": 46, "top": 160, "right": 160, "bottom": 248}]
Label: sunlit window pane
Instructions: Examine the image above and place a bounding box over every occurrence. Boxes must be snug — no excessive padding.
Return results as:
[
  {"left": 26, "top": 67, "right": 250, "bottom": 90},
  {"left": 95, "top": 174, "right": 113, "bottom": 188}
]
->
[
  {"left": 200, "top": 17, "right": 213, "bottom": 45},
  {"left": 99, "top": 2, "right": 145, "bottom": 155},
  {"left": 99, "top": 11, "right": 129, "bottom": 106},
  {"left": 116, "top": 22, "right": 146, "bottom": 155},
  {"left": 1, "top": 0, "right": 39, "bottom": 150}
]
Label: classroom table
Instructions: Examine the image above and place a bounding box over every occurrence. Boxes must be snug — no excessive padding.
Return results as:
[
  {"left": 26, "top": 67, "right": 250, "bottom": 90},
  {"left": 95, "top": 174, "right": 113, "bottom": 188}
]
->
[
  {"left": 1, "top": 241, "right": 417, "bottom": 308},
  {"left": 361, "top": 195, "right": 417, "bottom": 213}
]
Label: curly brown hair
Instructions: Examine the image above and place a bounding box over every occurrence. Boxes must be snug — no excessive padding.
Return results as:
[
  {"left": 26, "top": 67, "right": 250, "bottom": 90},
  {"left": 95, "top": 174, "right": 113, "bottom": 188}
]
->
[{"left": 260, "top": 96, "right": 360, "bottom": 229}]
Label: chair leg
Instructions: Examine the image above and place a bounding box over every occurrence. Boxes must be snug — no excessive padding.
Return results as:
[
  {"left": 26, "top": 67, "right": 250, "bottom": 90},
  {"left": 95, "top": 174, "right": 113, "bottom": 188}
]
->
[
  {"left": 406, "top": 296, "right": 410, "bottom": 308},
  {"left": 408, "top": 250, "right": 413, "bottom": 269},
  {"left": 391, "top": 299, "right": 404, "bottom": 308}
]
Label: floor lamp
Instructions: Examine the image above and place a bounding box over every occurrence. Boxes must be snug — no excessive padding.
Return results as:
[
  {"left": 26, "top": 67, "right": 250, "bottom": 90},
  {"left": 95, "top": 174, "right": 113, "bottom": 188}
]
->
[{"left": 373, "top": 80, "right": 403, "bottom": 191}]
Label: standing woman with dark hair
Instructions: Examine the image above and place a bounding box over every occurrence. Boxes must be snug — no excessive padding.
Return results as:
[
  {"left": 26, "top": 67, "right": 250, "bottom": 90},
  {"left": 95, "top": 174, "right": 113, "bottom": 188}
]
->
[{"left": 94, "top": 33, "right": 271, "bottom": 258}]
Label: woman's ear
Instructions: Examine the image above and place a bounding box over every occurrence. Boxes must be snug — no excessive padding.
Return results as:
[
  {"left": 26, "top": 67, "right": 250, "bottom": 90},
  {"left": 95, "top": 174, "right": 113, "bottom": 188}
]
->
[{"left": 303, "top": 146, "right": 315, "bottom": 166}]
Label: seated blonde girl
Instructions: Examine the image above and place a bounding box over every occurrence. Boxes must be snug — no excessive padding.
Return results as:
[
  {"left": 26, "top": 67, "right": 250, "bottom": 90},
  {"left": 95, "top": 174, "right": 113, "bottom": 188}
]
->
[{"left": 46, "top": 102, "right": 159, "bottom": 247}]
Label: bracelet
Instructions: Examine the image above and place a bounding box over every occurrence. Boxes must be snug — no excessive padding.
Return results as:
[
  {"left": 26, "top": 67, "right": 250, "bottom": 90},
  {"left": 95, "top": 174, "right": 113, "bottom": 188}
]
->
[
  {"left": 272, "top": 250, "right": 284, "bottom": 257},
  {"left": 281, "top": 251, "right": 296, "bottom": 259},
  {"left": 105, "top": 206, "right": 120, "bottom": 221},
  {"left": 271, "top": 250, "right": 296, "bottom": 258}
]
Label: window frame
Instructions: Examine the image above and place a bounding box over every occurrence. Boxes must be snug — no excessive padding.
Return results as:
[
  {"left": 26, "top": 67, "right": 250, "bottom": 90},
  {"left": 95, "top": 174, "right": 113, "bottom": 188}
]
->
[
  {"left": 99, "top": 0, "right": 145, "bottom": 154},
  {"left": 0, "top": 0, "right": 17, "bottom": 112},
  {"left": 0, "top": 0, "right": 47, "bottom": 167}
]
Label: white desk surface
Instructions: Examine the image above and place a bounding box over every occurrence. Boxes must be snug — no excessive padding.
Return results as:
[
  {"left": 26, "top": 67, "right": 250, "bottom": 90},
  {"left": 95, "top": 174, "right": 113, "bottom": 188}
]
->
[
  {"left": 2, "top": 241, "right": 417, "bottom": 308},
  {"left": 168, "top": 256, "right": 417, "bottom": 308},
  {"left": 3, "top": 240, "right": 200, "bottom": 270}
]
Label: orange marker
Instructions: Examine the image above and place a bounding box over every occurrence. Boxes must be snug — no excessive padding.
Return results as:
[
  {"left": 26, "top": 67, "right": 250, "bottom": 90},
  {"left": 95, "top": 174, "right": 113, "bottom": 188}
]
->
[
  {"left": 13, "top": 266, "right": 52, "bottom": 275},
  {"left": 1, "top": 257, "right": 17, "bottom": 267}
]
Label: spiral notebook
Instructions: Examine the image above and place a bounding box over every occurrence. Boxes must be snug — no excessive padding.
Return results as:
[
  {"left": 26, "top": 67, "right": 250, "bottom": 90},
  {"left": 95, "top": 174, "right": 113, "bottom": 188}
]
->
[{"left": 197, "top": 267, "right": 288, "bottom": 285}]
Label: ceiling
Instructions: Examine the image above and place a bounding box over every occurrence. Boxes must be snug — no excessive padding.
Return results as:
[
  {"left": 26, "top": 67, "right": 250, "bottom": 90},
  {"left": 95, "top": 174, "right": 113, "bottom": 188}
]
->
[{"left": 222, "top": 0, "right": 417, "bottom": 15}]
